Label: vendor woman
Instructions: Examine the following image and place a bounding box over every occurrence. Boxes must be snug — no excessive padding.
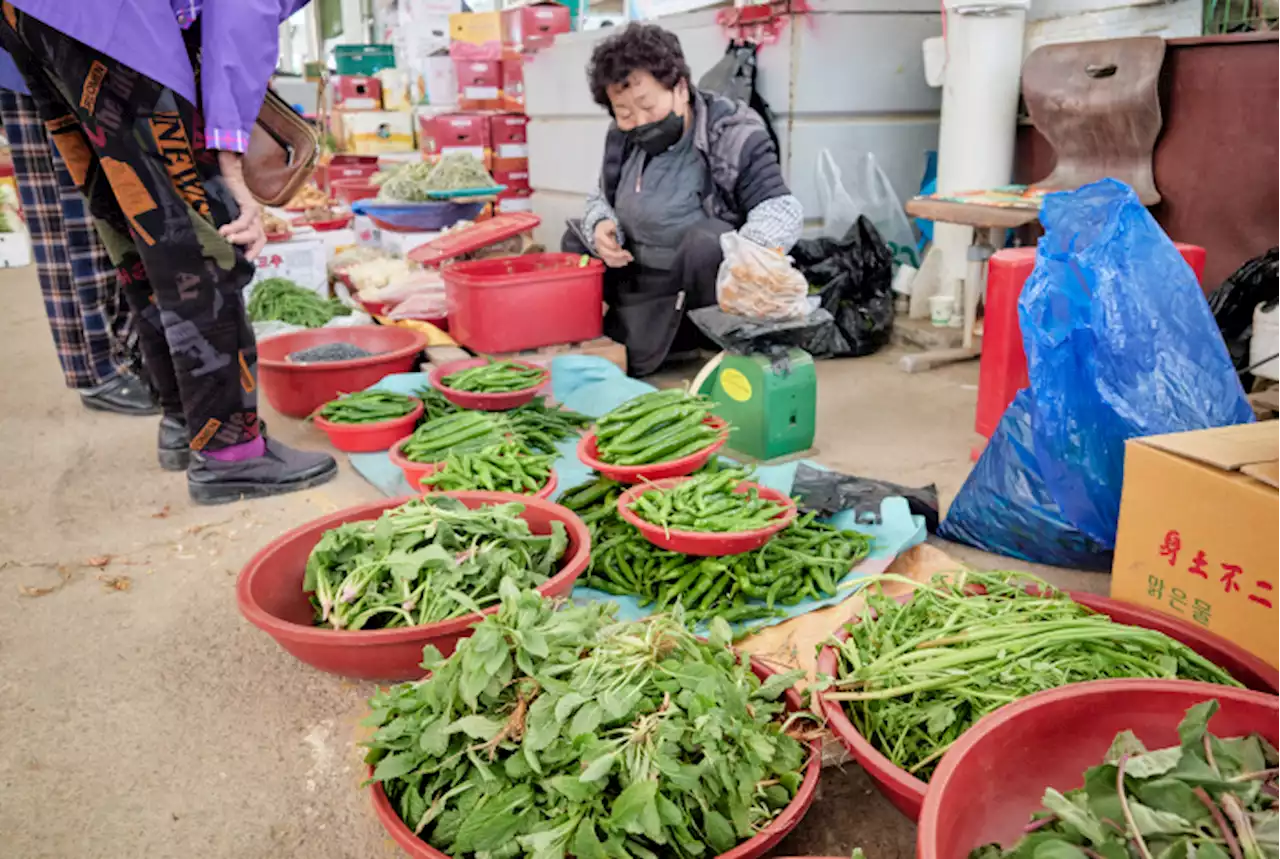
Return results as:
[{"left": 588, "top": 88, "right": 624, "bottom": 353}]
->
[{"left": 563, "top": 24, "right": 802, "bottom": 376}]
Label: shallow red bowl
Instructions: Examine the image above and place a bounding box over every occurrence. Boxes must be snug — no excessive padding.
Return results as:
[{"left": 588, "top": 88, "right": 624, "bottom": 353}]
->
[
  {"left": 312, "top": 399, "right": 422, "bottom": 453},
  {"left": 293, "top": 213, "right": 352, "bottom": 231},
  {"left": 428, "top": 357, "right": 548, "bottom": 411},
  {"left": 370, "top": 653, "right": 822, "bottom": 858},
  {"left": 265, "top": 229, "right": 293, "bottom": 243},
  {"left": 332, "top": 178, "right": 378, "bottom": 206},
  {"left": 387, "top": 438, "right": 558, "bottom": 498},
  {"left": 257, "top": 325, "right": 427, "bottom": 418},
  {"left": 577, "top": 416, "right": 730, "bottom": 484},
  {"left": 235, "top": 492, "right": 590, "bottom": 680},
  {"left": 815, "top": 589, "right": 1280, "bottom": 821},
  {"left": 918, "top": 679, "right": 1280, "bottom": 858},
  {"left": 617, "top": 477, "right": 797, "bottom": 557}
]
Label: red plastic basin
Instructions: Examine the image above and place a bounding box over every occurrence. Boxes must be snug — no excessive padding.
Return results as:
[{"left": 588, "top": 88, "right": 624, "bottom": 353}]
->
[
  {"left": 312, "top": 399, "right": 423, "bottom": 453},
  {"left": 235, "top": 492, "right": 590, "bottom": 680},
  {"left": 428, "top": 357, "right": 549, "bottom": 411},
  {"left": 332, "top": 177, "right": 380, "bottom": 206},
  {"left": 370, "top": 652, "right": 822, "bottom": 858},
  {"left": 577, "top": 416, "right": 730, "bottom": 485},
  {"left": 815, "top": 589, "right": 1280, "bottom": 821},
  {"left": 257, "top": 325, "right": 427, "bottom": 418},
  {"left": 918, "top": 679, "right": 1280, "bottom": 858},
  {"left": 443, "top": 253, "right": 604, "bottom": 352},
  {"left": 292, "top": 213, "right": 353, "bottom": 232},
  {"left": 618, "top": 478, "right": 797, "bottom": 557},
  {"left": 387, "top": 438, "right": 559, "bottom": 498}
]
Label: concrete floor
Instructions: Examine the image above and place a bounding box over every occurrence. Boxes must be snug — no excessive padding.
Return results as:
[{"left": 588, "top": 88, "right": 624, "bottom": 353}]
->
[{"left": 0, "top": 267, "right": 1106, "bottom": 858}]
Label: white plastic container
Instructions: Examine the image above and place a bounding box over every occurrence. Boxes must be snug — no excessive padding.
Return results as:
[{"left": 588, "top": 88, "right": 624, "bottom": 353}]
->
[
  {"left": 930, "top": 294, "right": 956, "bottom": 327},
  {"left": 1251, "top": 302, "right": 1279, "bottom": 381}
]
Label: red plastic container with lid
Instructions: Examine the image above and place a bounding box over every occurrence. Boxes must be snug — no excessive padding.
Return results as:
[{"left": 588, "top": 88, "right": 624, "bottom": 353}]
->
[{"left": 439, "top": 253, "right": 605, "bottom": 352}]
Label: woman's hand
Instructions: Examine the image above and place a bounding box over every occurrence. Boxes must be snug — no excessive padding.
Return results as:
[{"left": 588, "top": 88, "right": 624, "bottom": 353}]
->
[
  {"left": 216, "top": 150, "right": 267, "bottom": 259},
  {"left": 594, "top": 220, "right": 633, "bottom": 268}
]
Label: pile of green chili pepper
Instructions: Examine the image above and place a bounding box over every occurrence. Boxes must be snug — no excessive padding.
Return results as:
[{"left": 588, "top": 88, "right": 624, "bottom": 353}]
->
[
  {"left": 627, "top": 470, "right": 789, "bottom": 534},
  {"left": 414, "top": 386, "right": 590, "bottom": 454},
  {"left": 247, "top": 276, "right": 351, "bottom": 328},
  {"left": 304, "top": 495, "right": 567, "bottom": 630},
  {"left": 594, "top": 389, "right": 722, "bottom": 466},
  {"left": 316, "top": 390, "right": 419, "bottom": 424},
  {"left": 420, "top": 442, "right": 554, "bottom": 494},
  {"left": 400, "top": 411, "right": 520, "bottom": 463},
  {"left": 559, "top": 471, "right": 873, "bottom": 626},
  {"left": 441, "top": 360, "right": 546, "bottom": 393},
  {"left": 826, "top": 570, "right": 1244, "bottom": 781}
]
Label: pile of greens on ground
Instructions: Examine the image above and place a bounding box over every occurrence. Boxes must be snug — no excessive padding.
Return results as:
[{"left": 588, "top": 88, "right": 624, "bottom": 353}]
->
[
  {"left": 248, "top": 277, "right": 351, "bottom": 328},
  {"left": 626, "top": 470, "right": 789, "bottom": 534},
  {"left": 316, "top": 390, "right": 419, "bottom": 424},
  {"left": 304, "top": 496, "right": 566, "bottom": 630},
  {"left": 364, "top": 585, "right": 811, "bottom": 858},
  {"left": 970, "top": 699, "right": 1278, "bottom": 859},
  {"left": 826, "top": 571, "right": 1245, "bottom": 781},
  {"left": 421, "top": 442, "right": 555, "bottom": 495},
  {"left": 559, "top": 469, "right": 872, "bottom": 627},
  {"left": 412, "top": 388, "right": 591, "bottom": 456},
  {"left": 593, "top": 390, "right": 723, "bottom": 467}
]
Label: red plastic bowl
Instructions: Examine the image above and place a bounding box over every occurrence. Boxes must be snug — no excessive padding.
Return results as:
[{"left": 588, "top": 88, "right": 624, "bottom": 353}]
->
[
  {"left": 617, "top": 478, "right": 796, "bottom": 557},
  {"left": 292, "top": 213, "right": 353, "bottom": 231},
  {"left": 257, "top": 325, "right": 427, "bottom": 418},
  {"left": 918, "top": 679, "right": 1280, "bottom": 858},
  {"left": 235, "top": 492, "right": 590, "bottom": 680},
  {"left": 370, "top": 653, "right": 822, "bottom": 859},
  {"left": 428, "top": 357, "right": 549, "bottom": 411},
  {"left": 332, "top": 177, "right": 379, "bottom": 206},
  {"left": 577, "top": 416, "right": 730, "bottom": 484},
  {"left": 388, "top": 438, "right": 558, "bottom": 498},
  {"left": 815, "top": 589, "right": 1280, "bottom": 821},
  {"left": 265, "top": 229, "right": 293, "bottom": 243},
  {"left": 312, "top": 399, "right": 422, "bottom": 453}
]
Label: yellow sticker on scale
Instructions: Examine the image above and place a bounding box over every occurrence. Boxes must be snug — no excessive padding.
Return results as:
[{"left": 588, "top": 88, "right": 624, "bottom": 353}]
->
[{"left": 719, "top": 368, "right": 752, "bottom": 402}]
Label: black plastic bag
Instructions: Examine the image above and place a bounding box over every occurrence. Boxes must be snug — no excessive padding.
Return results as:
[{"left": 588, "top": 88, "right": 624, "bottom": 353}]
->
[
  {"left": 1207, "top": 247, "right": 1278, "bottom": 387},
  {"left": 698, "top": 42, "right": 780, "bottom": 156},
  {"left": 687, "top": 306, "right": 842, "bottom": 358},
  {"left": 791, "top": 216, "right": 894, "bottom": 358},
  {"left": 792, "top": 463, "right": 940, "bottom": 532},
  {"left": 938, "top": 390, "right": 1113, "bottom": 570}
]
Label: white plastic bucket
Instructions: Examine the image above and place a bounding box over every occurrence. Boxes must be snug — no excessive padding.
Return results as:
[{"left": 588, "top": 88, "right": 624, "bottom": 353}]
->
[{"left": 929, "top": 295, "right": 956, "bottom": 327}]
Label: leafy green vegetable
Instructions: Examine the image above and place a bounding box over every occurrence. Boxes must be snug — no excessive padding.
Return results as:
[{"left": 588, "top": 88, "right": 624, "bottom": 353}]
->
[
  {"left": 969, "top": 699, "right": 1279, "bottom": 859},
  {"left": 828, "top": 571, "right": 1244, "bottom": 781},
  {"left": 363, "top": 585, "right": 811, "bottom": 858},
  {"left": 304, "top": 496, "right": 566, "bottom": 630},
  {"left": 247, "top": 276, "right": 351, "bottom": 327}
]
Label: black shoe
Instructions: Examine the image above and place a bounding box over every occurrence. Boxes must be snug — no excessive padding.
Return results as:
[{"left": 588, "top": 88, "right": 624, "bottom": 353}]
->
[
  {"left": 158, "top": 415, "right": 190, "bottom": 472},
  {"left": 187, "top": 437, "right": 338, "bottom": 505},
  {"left": 80, "top": 372, "right": 161, "bottom": 416}
]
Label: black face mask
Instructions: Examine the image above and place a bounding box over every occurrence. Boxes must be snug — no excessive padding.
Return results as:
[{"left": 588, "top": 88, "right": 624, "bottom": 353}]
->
[{"left": 629, "top": 110, "right": 685, "bottom": 156}]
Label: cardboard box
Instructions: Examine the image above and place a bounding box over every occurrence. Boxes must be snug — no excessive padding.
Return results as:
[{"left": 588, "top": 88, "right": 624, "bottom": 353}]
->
[
  {"left": 1111, "top": 421, "right": 1279, "bottom": 669},
  {"left": 449, "top": 12, "right": 503, "bottom": 59},
  {"left": 418, "top": 112, "right": 490, "bottom": 160},
  {"left": 353, "top": 214, "right": 378, "bottom": 248},
  {"left": 376, "top": 69, "right": 412, "bottom": 110},
  {"left": 502, "top": 3, "right": 572, "bottom": 51},
  {"left": 332, "top": 76, "right": 382, "bottom": 111},
  {"left": 338, "top": 110, "right": 416, "bottom": 154},
  {"left": 492, "top": 166, "right": 530, "bottom": 192},
  {"left": 453, "top": 59, "right": 503, "bottom": 110},
  {"left": 335, "top": 44, "right": 396, "bottom": 76},
  {"left": 414, "top": 54, "right": 458, "bottom": 106},
  {"left": 497, "top": 187, "right": 533, "bottom": 213},
  {"left": 500, "top": 56, "right": 524, "bottom": 111},
  {"left": 489, "top": 113, "right": 529, "bottom": 160},
  {"left": 248, "top": 236, "right": 327, "bottom": 295}
]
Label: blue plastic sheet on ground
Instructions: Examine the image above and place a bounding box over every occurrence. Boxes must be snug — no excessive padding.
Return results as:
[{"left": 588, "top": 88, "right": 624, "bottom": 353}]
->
[
  {"left": 347, "top": 358, "right": 926, "bottom": 632},
  {"left": 940, "top": 179, "right": 1253, "bottom": 564}
]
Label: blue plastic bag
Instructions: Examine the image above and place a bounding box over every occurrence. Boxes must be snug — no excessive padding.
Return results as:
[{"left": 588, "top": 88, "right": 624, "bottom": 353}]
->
[
  {"left": 939, "top": 391, "right": 1113, "bottom": 569},
  {"left": 1020, "top": 179, "right": 1252, "bottom": 547},
  {"left": 940, "top": 180, "right": 1252, "bottom": 564}
]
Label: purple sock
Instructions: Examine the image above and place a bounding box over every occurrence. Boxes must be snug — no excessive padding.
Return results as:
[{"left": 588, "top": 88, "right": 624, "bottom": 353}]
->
[{"left": 204, "top": 436, "right": 266, "bottom": 462}]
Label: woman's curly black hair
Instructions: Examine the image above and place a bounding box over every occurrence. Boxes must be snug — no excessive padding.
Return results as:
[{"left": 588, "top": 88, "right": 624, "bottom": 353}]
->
[{"left": 587, "top": 23, "right": 691, "bottom": 112}]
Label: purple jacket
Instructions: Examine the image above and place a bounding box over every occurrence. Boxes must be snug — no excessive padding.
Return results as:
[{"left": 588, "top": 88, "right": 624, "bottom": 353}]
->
[{"left": 10, "top": 0, "right": 311, "bottom": 152}]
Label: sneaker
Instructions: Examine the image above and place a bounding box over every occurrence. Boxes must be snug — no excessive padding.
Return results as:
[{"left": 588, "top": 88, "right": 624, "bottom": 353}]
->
[
  {"left": 80, "top": 371, "right": 160, "bottom": 416},
  {"left": 187, "top": 437, "right": 337, "bottom": 505},
  {"left": 157, "top": 415, "right": 190, "bottom": 472}
]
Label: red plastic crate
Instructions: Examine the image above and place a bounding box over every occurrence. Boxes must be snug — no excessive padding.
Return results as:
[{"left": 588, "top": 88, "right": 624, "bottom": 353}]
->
[
  {"left": 442, "top": 253, "right": 604, "bottom": 352},
  {"left": 976, "top": 242, "right": 1208, "bottom": 440}
]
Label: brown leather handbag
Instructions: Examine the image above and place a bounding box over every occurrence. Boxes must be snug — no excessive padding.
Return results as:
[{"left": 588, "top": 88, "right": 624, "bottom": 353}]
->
[{"left": 245, "top": 89, "right": 321, "bottom": 207}]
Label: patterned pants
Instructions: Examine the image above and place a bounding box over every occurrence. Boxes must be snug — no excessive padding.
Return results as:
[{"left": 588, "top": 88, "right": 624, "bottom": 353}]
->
[
  {"left": 0, "top": 89, "right": 131, "bottom": 390},
  {"left": 1, "top": 7, "right": 260, "bottom": 451}
]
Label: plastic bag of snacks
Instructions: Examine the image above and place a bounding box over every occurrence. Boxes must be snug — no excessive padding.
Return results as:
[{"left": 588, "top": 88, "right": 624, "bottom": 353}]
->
[{"left": 715, "top": 231, "right": 809, "bottom": 322}]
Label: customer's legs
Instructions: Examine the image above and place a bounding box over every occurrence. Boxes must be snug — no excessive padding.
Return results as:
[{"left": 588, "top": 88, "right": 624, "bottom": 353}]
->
[{"left": 0, "top": 88, "right": 155, "bottom": 413}]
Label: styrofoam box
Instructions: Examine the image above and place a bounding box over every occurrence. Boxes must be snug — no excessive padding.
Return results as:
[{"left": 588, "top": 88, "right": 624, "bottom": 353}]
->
[
  {"left": 246, "top": 236, "right": 328, "bottom": 300},
  {"left": 378, "top": 228, "right": 443, "bottom": 258},
  {"left": 0, "top": 229, "right": 32, "bottom": 268}
]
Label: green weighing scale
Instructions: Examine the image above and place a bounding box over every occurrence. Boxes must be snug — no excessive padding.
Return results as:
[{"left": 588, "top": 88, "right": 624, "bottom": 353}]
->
[{"left": 693, "top": 349, "right": 817, "bottom": 461}]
